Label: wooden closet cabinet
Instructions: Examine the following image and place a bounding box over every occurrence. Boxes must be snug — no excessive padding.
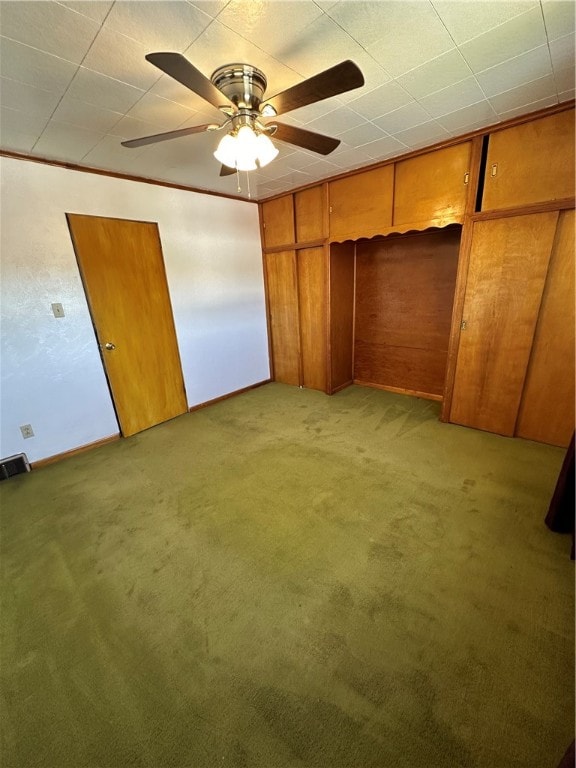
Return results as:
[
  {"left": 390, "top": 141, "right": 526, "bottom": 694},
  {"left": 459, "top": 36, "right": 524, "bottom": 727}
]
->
[
  {"left": 263, "top": 247, "right": 328, "bottom": 392},
  {"left": 393, "top": 142, "right": 472, "bottom": 226},
  {"left": 481, "top": 109, "right": 575, "bottom": 211},
  {"left": 328, "top": 165, "right": 394, "bottom": 241},
  {"left": 295, "top": 185, "right": 326, "bottom": 242},
  {"left": 448, "top": 211, "right": 561, "bottom": 438},
  {"left": 261, "top": 194, "right": 294, "bottom": 248}
]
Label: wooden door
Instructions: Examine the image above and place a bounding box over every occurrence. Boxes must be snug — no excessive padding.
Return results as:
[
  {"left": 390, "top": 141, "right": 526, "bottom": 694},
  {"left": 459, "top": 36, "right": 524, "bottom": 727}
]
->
[
  {"left": 261, "top": 195, "right": 295, "bottom": 248},
  {"left": 393, "top": 142, "right": 472, "bottom": 226},
  {"left": 450, "top": 212, "right": 559, "bottom": 436},
  {"left": 67, "top": 214, "right": 187, "bottom": 437},
  {"left": 329, "top": 165, "right": 394, "bottom": 242},
  {"left": 295, "top": 185, "right": 325, "bottom": 243},
  {"left": 297, "top": 247, "right": 327, "bottom": 392},
  {"left": 329, "top": 242, "right": 355, "bottom": 393},
  {"left": 263, "top": 250, "right": 300, "bottom": 385},
  {"left": 516, "top": 210, "right": 575, "bottom": 447},
  {"left": 482, "top": 109, "right": 575, "bottom": 210}
]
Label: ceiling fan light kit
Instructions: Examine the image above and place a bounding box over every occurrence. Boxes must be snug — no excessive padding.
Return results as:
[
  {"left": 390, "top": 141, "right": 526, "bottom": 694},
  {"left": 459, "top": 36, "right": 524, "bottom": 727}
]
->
[{"left": 121, "top": 53, "right": 365, "bottom": 180}]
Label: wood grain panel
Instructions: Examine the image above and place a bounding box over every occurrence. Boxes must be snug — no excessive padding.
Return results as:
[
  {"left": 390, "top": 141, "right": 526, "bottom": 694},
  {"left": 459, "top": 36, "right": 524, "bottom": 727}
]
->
[
  {"left": 262, "top": 195, "right": 295, "bottom": 248},
  {"left": 67, "top": 214, "right": 187, "bottom": 437},
  {"left": 450, "top": 212, "right": 559, "bottom": 436},
  {"left": 329, "top": 242, "right": 355, "bottom": 392},
  {"left": 482, "top": 109, "right": 575, "bottom": 210},
  {"left": 516, "top": 210, "right": 575, "bottom": 447},
  {"left": 329, "top": 165, "right": 394, "bottom": 242},
  {"left": 297, "top": 247, "right": 327, "bottom": 392},
  {"left": 295, "top": 185, "right": 325, "bottom": 243},
  {"left": 354, "top": 229, "right": 460, "bottom": 396},
  {"left": 263, "top": 250, "right": 300, "bottom": 385},
  {"left": 393, "top": 142, "right": 472, "bottom": 226}
]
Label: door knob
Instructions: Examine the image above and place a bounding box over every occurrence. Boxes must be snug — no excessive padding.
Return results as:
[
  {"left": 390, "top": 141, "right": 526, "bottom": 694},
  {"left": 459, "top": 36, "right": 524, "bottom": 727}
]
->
[{"left": 104, "top": 342, "right": 116, "bottom": 350}]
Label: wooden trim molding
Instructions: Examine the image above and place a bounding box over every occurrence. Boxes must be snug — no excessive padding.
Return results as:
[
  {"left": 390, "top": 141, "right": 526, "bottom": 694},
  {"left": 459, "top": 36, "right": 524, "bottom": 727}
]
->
[
  {"left": 0, "top": 150, "right": 257, "bottom": 204},
  {"left": 189, "top": 379, "right": 271, "bottom": 412},
  {"left": 330, "top": 219, "right": 463, "bottom": 245},
  {"left": 31, "top": 433, "right": 121, "bottom": 468},
  {"left": 263, "top": 238, "right": 327, "bottom": 253},
  {"left": 354, "top": 379, "right": 443, "bottom": 402},
  {"left": 471, "top": 197, "right": 575, "bottom": 221}
]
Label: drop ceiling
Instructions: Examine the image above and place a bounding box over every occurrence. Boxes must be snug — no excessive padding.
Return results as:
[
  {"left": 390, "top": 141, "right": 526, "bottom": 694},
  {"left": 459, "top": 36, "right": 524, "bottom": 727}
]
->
[{"left": 0, "top": 0, "right": 574, "bottom": 201}]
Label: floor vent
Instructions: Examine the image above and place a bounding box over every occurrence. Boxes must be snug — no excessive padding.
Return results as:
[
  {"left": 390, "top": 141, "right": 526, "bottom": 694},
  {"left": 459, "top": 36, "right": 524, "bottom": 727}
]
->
[{"left": 0, "top": 454, "right": 31, "bottom": 481}]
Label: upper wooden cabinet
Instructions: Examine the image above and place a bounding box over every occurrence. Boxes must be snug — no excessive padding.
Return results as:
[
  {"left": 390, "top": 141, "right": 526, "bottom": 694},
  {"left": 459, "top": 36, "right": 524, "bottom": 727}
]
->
[
  {"left": 295, "top": 185, "right": 326, "bottom": 243},
  {"left": 393, "top": 142, "right": 472, "bottom": 226},
  {"left": 328, "top": 165, "right": 394, "bottom": 241},
  {"left": 482, "top": 109, "right": 575, "bottom": 211},
  {"left": 261, "top": 195, "right": 295, "bottom": 248}
]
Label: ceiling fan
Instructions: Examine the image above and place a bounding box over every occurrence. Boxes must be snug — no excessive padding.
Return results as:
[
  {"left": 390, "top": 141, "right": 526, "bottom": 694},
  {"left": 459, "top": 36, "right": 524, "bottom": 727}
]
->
[{"left": 121, "top": 53, "right": 365, "bottom": 176}]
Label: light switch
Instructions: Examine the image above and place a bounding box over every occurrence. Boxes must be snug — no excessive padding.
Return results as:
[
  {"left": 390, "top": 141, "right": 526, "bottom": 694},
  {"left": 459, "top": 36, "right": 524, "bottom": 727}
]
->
[{"left": 51, "top": 303, "right": 65, "bottom": 318}]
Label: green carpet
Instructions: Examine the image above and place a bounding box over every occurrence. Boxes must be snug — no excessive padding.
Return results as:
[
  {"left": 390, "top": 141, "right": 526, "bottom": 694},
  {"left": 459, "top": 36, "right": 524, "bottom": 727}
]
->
[{"left": 1, "top": 384, "right": 573, "bottom": 768}]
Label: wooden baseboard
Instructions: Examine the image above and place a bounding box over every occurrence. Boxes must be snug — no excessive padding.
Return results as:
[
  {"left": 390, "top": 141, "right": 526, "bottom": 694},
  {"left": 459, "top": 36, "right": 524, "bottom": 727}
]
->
[
  {"left": 189, "top": 379, "right": 271, "bottom": 412},
  {"left": 31, "top": 434, "right": 121, "bottom": 468},
  {"left": 353, "top": 380, "right": 443, "bottom": 402},
  {"left": 330, "top": 380, "right": 354, "bottom": 394}
]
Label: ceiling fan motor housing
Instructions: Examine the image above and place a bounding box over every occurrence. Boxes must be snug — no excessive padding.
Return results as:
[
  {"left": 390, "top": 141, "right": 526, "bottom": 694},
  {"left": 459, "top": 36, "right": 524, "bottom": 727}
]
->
[{"left": 210, "top": 63, "right": 268, "bottom": 111}]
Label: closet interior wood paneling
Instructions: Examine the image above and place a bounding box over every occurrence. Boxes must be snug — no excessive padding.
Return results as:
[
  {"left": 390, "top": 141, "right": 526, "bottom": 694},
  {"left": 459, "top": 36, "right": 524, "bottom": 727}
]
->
[{"left": 354, "top": 228, "right": 460, "bottom": 399}]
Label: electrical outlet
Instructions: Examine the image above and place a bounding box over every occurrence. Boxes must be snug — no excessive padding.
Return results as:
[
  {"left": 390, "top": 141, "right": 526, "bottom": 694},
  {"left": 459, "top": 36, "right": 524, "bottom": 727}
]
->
[
  {"left": 51, "top": 303, "right": 65, "bottom": 318},
  {"left": 20, "top": 424, "right": 34, "bottom": 439}
]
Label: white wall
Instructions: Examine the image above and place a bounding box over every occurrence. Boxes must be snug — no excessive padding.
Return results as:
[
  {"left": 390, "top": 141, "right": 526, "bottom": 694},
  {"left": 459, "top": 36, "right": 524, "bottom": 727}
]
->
[{"left": 0, "top": 157, "right": 270, "bottom": 463}]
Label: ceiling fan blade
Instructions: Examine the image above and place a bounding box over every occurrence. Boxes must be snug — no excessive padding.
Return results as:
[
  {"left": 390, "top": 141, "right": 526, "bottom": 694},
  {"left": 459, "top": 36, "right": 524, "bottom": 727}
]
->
[
  {"left": 146, "top": 52, "right": 235, "bottom": 111},
  {"left": 219, "top": 165, "right": 236, "bottom": 177},
  {"left": 271, "top": 123, "right": 340, "bottom": 155},
  {"left": 263, "top": 60, "right": 364, "bottom": 116},
  {"left": 121, "top": 124, "right": 213, "bottom": 148}
]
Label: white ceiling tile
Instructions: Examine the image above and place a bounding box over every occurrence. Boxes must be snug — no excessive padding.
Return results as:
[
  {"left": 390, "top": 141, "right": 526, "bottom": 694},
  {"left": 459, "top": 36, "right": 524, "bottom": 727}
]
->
[
  {"left": 0, "top": 127, "right": 40, "bottom": 153},
  {"left": 418, "top": 76, "right": 485, "bottom": 118},
  {"left": 558, "top": 87, "right": 575, "bottom": 101},
  {"left": 66, "top": 67, "right": 146, "bottom": 113},
  {"left": 58, "top": 2, "right": 114, "bottom": 24},
  {"left": 325, "top": 0, "right": 407, "bottom": 49},
  {"left": 366, "top": 2, "right": 455, "bottom": 78},
  {"left": 81, "top": 27, "right": 162, "bottom": 90},
  {"left": 125, "top": 93, "right": 197, "bottom": 130},
  {"left": 476, "top": 45, "right": 553, "bottom": 98},
  {"left": 217, "top": 0, "right": 323, "bottom": 60},
  {"left": 541, "top": 0, "right": 576, "bottom": 41},
  {"left": 104, "top": 1, "right": 212, "bottom": 52},
  {"left": 338, "top": 122, "right": 388, "bottom": 147},
  {"left": 374, "top": 102, "right": 432, "bottom": 134},
  {"left": 304, "top": 106, "right": 365, "bottom": 135},
  {"left": 33, "top": 121, "right": 106, "bottom": 161},
  {"left": 0, "top": 37, "right": 79, "bottom": 92},
  {"left": 106, "top": 114, "right": 171, "bottom": 140},
  {"left": 81, "top": 134, "right": 149, "bottom": 169},
  {"left": 187, "top": 1, "right": 232, "bottom": 19},
  {"left": 431, "top": 1, "right": 538, "bottom": 45},
  {"left": 283, "top": 98, "right": 345, "bottom": 124},
  {"left": 51, "top": 96, "right": 124, "bottom": 132},
  {"left": 459, "top": 7, "right": 548, "bottom": 73},
  {"left": 549, "top": 32, "right": 576, "bottom": 71},
  {"left": 496, "top": 94, "right": 559, "bottom": 121},
  {"left": 303, "top": 158, "right": 340, "bottom": 176},
  {"left": 489, "top": 73, "right": 558, "bottom": 114},
  {"left": 0, "top": 1, "right": 100, "bottom": 64},
  {"left": 396, "top": 49, "right": 473, "bottom": 100},
  {"left": 554, "top": 66, "right": 576, "bottom": 92},
  {"left": 274, "top": 13, "right": 375, "bottom": 79},
  {"left": 348, "top": 81, "right": 413, "bottom": 121},
  {"left": 0, "top": 77, "right": 62, "bottom": 119},
  {"left": 392, "top": 120, "right": 450, "bottom": 149},
  {"left": 362, "top": 134, "right": 409, "bottom": 160},
  {"left": 147, "top": 73, "right": 222, "bottom": 114},
  {"left": 1, "top": 106, "right": 49, "bottom": 136},
  {"left": 436, "top": 99, "right": 498, "bottom": 132}
]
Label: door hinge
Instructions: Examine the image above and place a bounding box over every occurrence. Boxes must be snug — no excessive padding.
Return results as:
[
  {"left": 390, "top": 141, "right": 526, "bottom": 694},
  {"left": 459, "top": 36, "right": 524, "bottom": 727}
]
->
[
  {"left": 460, "top": 319, "right": 468, "bottom": 330},
  {"left": 329, "top": 206, "right": 333, "bottom": 214},
  {"left": 490, "top": 163, "right": 498, "bottom": 177},
  {"left": 463, "top": 172, "right": 470, "bottom": 184}
]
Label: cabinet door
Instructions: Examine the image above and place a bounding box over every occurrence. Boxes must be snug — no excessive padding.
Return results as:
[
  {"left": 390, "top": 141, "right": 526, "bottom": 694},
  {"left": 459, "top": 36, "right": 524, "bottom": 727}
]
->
[
  {"left": 393, "top": 142, "right": 472, "bottom": 226},
  {"left": 261, "top": 195, "right": 295, "bottom": 248},
  {"left": 450, "top": 212, "right": 559, "bottom": 436},
  {"left": 297, "top": 247, "right": 327, "bottom": 392},
  {"left": 482, "top": 110, "right": 575, "bottom": 210},
  {"left": 329, "top": 165, "right": 394, "bottom": 241},
  {"left": 264, "top": 250, "right": 300, "bottom": 385},
  {"left": 516, "top": 210, "right": 575, "bottom": 447},
  {"left": 295, "top": 185, "right": 325, "bottom": 243}
]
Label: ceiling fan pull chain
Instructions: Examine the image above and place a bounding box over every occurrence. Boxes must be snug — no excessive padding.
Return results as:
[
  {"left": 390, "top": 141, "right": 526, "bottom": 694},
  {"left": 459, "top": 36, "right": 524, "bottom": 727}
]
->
[
  {"left": 247, "top": 171, "right": 252, "bottom": 199},
  {"left": 236, "top": 167, "right": 241, "bottom": 194}
]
